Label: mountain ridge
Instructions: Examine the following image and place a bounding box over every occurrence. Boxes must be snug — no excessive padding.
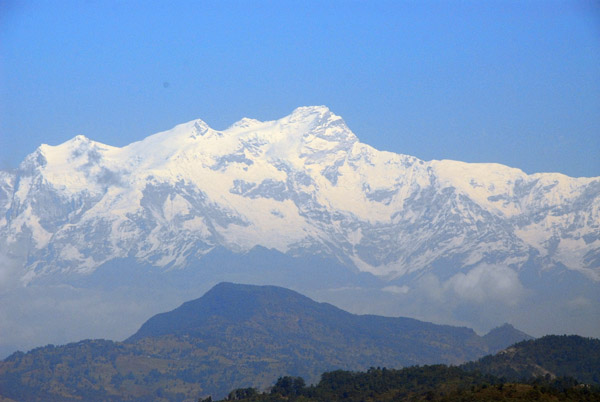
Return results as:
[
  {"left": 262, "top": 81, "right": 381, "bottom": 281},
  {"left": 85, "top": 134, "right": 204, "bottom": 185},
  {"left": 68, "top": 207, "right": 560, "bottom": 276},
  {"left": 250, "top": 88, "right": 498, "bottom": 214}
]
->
[
  {"left": 127, "top": 282, "right": 528, "bottom": 351},
  {"left": 0, "top": 282, "right": 534, "bottom": 401},
  {"left": 126, "top": 282, "right": 502, "bottom": 361},
  {"left": 1, "top": 106, "right": 598, "bottom": 282},
  {"left": 1, "top": 106, "right": 599, "bottom": 354}
]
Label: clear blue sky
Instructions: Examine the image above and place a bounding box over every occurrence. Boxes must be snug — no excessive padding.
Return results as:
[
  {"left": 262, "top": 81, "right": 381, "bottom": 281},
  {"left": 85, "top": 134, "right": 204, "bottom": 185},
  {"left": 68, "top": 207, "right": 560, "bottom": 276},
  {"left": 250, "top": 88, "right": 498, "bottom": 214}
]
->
[{"left": 1, "top": 0, "right": 599, "bottom": 177}]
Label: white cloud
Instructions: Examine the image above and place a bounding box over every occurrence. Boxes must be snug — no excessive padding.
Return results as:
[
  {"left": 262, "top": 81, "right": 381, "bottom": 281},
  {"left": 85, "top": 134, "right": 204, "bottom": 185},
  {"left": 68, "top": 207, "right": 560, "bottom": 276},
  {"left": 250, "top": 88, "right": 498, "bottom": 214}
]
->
[
  {"left": 568, "top": 296, "right": 591, "bottom": 308},
  {"left": 0, "top": 253, "right": 22, "bottom": 293},
  {"left": 382, "top": 285, "right": 410, "bottom": 295},
  {"left": 445, "top": 264, "right": 525, "bottom": 306},
  {"left": 416, "top": 273, "right": 445, "bottom": 302}
]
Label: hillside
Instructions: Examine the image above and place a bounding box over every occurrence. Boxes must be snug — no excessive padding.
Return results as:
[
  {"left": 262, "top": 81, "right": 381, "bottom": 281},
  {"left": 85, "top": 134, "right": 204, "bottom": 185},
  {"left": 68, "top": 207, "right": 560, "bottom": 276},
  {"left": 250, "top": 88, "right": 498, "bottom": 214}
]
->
[
  {"left": 482, "top": 323, "right": 534, "bottom": 353},
  {"left": 219, "top": 366, "right": 600, "bottom": 402},
  {"left": 0, "top": 282, "right": 531, "bottom": 401},
  {"left": 127, "top": 282, "right": 498, "bottom": 364},
  {"left": 220, "top": 335, "right": 600, "bottom": 401},
  {"left": 462, "top": 335, "right": 600, "bottom": 385}
]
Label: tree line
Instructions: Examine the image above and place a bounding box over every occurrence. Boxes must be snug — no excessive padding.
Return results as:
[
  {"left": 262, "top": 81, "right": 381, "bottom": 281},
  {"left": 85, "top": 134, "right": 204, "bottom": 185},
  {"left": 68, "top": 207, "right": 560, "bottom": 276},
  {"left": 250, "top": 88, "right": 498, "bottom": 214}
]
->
[{"left": 209, "top": 365, "right": 600, "bottom": 402}]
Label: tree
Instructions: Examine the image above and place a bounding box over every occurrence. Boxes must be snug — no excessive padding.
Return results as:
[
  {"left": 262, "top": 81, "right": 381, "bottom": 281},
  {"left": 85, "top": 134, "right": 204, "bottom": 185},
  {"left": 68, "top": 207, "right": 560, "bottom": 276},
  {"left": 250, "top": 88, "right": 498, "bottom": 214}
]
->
[
  {"left": 271, "top": 376, "right": 306, "bottom": 396},
  {"left": 228, "top": 387, "right": 258, "bottom": 400}
]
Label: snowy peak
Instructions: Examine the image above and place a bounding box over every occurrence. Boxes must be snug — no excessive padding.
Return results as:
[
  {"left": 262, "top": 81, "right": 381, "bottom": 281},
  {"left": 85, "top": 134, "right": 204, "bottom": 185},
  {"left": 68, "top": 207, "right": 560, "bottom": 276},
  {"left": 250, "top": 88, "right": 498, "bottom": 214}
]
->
[
  {"left": 14, "top": 135, "right": 124, "bottom": 196},
  {"left": 1, "top": 106, "right": 599, "bottom": 283},
  {"left": 286, "top": 105, "right": 357, "bottom": 144},
  {"left": 253, "top": 106, "right": 359, "bottom": 167},
  {"left": 286, "top": 105, "right": 336, "bottom": 124},
  {"left": 109, "top": 106, "right": 358, "bottom": 171},
  {"left": 118, "top": 106, "right": 361, "bottom": 173},
  {"left": 34, "top": 134, "right": 116, "bottom": 170},
  {"left": 228, "top": 117, "right": 262, "bottom": 131},
  {"left": 123, "top": 118, "right": 213, "bottom": 155}
]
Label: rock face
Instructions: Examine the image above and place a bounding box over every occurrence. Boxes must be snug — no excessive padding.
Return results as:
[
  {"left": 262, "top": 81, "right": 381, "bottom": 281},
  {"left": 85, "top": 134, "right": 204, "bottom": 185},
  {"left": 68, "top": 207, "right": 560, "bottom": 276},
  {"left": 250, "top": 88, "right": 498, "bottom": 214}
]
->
[{"left": 1, "top": 106, "right": 599, "bottom": 283}]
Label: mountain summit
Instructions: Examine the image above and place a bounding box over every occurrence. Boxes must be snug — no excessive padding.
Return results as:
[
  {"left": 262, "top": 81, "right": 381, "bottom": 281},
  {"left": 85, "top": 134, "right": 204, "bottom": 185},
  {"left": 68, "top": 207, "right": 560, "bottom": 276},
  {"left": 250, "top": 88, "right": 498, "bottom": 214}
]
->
[
  {"left": 1, "top": 106, "right": 598, "bottom": 283},
  {"left": 127, "top": 282, "right": 529, "bottom": 360}
]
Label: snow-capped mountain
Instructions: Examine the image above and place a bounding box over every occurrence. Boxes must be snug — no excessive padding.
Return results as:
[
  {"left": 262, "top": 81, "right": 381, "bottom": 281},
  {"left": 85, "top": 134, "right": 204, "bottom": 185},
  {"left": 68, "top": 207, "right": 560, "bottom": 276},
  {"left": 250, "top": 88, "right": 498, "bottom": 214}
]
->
[{"left": 1, "top": 106, "right": 599, "bottom": 284}]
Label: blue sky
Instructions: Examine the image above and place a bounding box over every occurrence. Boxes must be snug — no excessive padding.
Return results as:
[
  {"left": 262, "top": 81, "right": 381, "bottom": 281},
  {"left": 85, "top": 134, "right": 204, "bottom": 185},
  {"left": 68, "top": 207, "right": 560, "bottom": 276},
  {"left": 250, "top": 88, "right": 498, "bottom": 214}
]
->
[{"left": 1, "top": 0, "right": 599, "bottom": 177}]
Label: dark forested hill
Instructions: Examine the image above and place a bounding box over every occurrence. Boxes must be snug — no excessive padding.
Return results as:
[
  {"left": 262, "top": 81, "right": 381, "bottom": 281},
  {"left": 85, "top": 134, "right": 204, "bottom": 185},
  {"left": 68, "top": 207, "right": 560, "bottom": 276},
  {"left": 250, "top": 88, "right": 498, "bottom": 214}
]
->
[
  {"left": 482, "top": 323, "right": 534, "bottom": 353},
  {"left": 219, "top": 366, "right": 600, "bottom": 402},
  {"left": 0, "top": 282, "right": 533, "bottom": 401},
  {"left": 127, "top": 282, "right": 501, "bottom": 366},
  {"left": 462, "top": 334, "right": 600, "bottom": 385}
]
